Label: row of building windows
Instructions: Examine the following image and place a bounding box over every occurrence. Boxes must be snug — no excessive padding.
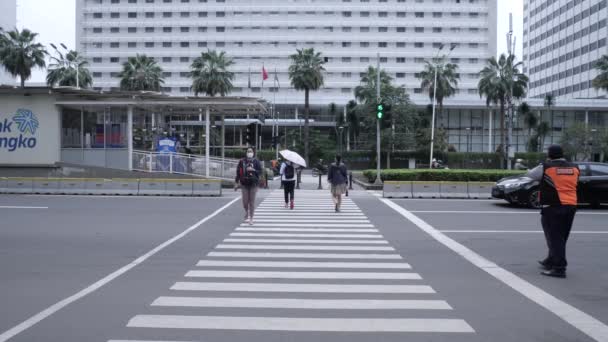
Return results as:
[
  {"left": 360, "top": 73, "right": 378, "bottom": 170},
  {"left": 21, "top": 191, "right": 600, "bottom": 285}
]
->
[
  {"left": 525, "top": 0, "right": 606, "bottom": 35},
  {"left": 91, "top": 70, "right": 481, "bottom": 79},
  {"left": 91, "top": 56, "right": 481, "bottom": 64},
  {"left": 86, "top": 41, "right": 486, "bottom": 49},
  {"left": 529, "top": 59, "right": 601, "bottom": 88},
  {"left": 533, "top": 80, "right": 594, "bottom": 98},
  {"left": 89, "top": 10, "right": 484, "bottom": 19},
  {"left": 88, "top": 26, "right": 485, "bottom": 34},
  {"left": 90, "top": 0, "right": 480, "bottom": 4},
  {"left": 526, "top": 38, "right": 606, "bottom": 75},
  {"left": 526, "top": 0, "right": 587, "bottom": 21},
  {"left": 525, "top": 18, "right": 606, "bottom": 51}
]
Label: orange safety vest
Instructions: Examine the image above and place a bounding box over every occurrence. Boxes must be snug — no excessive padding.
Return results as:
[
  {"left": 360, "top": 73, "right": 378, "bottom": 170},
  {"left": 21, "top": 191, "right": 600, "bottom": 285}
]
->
[{"left": 540, "top": 160, "right": 580, "bottom": 206}]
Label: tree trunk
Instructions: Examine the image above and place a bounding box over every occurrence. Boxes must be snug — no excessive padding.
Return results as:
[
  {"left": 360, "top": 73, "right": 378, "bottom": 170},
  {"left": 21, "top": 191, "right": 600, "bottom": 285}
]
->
[
  {"left": 304, "top": 88, "right": 310, "bottom": 166},
  {"left": 20, "top": 75, "right": 25, "bottom": 88}
]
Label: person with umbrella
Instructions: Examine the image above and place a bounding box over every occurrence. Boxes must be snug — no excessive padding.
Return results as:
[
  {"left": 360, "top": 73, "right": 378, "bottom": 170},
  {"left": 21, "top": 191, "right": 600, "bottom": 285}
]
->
[{"left": 279, "top": 150, "right": 306, "bottom": 210}]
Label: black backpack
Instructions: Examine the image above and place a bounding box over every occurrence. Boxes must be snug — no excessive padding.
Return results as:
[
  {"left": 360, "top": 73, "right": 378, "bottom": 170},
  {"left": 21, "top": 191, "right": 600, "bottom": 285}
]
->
[
  {"left": 239, "top": 159, "right": 259, "bottom": 186},
  {"left": 284, "top": 163, "right": 295, "bottom": 179}
]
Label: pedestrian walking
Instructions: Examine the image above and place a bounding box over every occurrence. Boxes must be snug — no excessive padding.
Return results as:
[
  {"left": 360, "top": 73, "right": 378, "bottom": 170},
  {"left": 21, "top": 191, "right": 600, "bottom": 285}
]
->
[
  {"left": 235, "top": 147, "right": 262, "bottom": 225},
  {"left": 280, "top": 160, "right": 296, "bottom": 209},
  {"left": 526, "top": 145, "right": 580, "bottom": 278},
  {"left": 328, "top": 155, "right": 348, "bottom": 212}
]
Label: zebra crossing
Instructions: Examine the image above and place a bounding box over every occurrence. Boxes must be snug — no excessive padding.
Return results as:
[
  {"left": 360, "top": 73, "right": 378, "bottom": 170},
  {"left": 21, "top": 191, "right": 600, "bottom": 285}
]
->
[{"left": 108, "top": 190, "right": 474, "bottom": 341}]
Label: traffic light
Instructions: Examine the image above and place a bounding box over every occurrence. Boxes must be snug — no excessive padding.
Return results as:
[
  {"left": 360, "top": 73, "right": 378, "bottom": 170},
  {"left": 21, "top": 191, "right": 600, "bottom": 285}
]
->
[
  {"left": 377, "top": 103, "right": 384, "bottom": 119},
  {"left": 245, "top": 123, "right": 255, "bottom": 146}
]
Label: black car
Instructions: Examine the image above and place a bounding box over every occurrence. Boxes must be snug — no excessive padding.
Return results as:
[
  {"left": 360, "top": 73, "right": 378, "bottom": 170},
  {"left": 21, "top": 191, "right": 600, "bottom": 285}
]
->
[{"left": 492, "top": 162, "right": 608, "bottom": 208}]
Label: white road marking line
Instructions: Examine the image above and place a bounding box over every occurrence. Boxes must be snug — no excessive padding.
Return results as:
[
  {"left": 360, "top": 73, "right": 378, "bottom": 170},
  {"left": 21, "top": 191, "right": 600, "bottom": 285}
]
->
[
  {"left": 215, "top": 244, "right": 395, "bottom": 251},
  {"left": 127, "top": 315, "right": 474, "bottom": 333},
  {"left": 240, "top": 223, "right": 374, "bottom": 228},
  {"left": 207, "top": 252, "right": 403, "bottom": 259},
  {"left": 0, "top": 197, "right": 241, "bottom": 342},
  {"left": 152, "top": 297, "right": 449, "bottom": 310},
  {"left": 231, "top": 233, "right": 384, "bottom": 238},
  {"left": 109, "top": 340, "right": 195, "bottom": 342},
  {"left": 235, "top": 228, "right": 378, "bottom": 232},
  {"left": 223, "top": 238, "right": 389, "bottom": 244},
  {"left": 196, "top": 260, "right": 411, "bottom": 269},
  {"left": 410, "top": 210, "right": 608, "bottom": 216},
  {"left": 171, "top": 282, "right": 430, "bottom": 293},
  {"left": 440, "top": 230, "right": 608, "bottom": 234},
  {"left": 380, "top": 197, "right": 608, "bottom": 342},
  {"left": 0, "top": 206, "right": 48, "bottom": 209},
  {"left": 251, "top": 219, "right": 371, "bottom": 223},
  {"left": 185, "top": 270, "right": 421, "bottom": 280}
]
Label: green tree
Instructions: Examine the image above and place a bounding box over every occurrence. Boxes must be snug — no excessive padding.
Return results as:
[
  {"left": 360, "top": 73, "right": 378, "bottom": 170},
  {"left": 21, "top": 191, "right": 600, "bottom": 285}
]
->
[
  {"left": 46, "top": 44, "right": 92, "bottom": 88},
  {"left": 536, "top": 121, "right": 551, "bottom": 152},
  {"left": 190, "top": 50, "right": 234, "bottom": 96},
  {"left": 288, "top": 48, "right": 326, "bottom": 165},
  {"left": 345, "top": 100, "right": 360, "bottom": 150},
  {"left": 520, "top": 102, "right": 537, "bottom": 136},
  {"left": 0, "top": 28, "right": 47, "bottom": 88},
  {"left": 560, "top": 123, "right": 594, "bottom": 161},
  {"left": 117, "top": 54, "right": 164, "bottom": 91},
  {"left": 417, "top": 58, "right": 459, "bottom": 118},
  {"left": 478, "top": 54, "right": 528, "bottom": 158},
  {"left": 592, "top": 55, "right": 608, "bottom": 92}
]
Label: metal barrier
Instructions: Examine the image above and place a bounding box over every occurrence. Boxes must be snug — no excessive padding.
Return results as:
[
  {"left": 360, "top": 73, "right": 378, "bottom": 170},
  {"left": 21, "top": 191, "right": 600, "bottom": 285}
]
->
[
  {"left": 383, "top": 181, "right": 497, "bottom": 199},
  {"left": 132, "top": 150, "right": 239, "bottom": 180}
]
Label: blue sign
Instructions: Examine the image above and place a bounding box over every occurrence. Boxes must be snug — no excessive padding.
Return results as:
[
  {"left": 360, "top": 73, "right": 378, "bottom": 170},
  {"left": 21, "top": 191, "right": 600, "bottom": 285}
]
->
[
  {"left": 157, "top": 137, "right": 179, "bottom": 153},
  {"left": 0, "top": 109, "right": 39, "bottom": 152}
]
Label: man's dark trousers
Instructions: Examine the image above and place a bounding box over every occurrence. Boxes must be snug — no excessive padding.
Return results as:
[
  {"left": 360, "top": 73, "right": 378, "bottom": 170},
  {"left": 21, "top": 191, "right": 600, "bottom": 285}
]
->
[{"left": 541, "top": 205, "right": 577, "bottom": 270}]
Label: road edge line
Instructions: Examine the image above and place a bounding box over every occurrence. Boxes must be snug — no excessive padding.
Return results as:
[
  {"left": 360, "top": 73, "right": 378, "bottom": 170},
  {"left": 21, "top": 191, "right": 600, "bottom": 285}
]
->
[
  {"left": 0, "top": 196, "right": 240, "bottom": 342},
  {"left": 379, "top": 197, "right": 608, "bottom": 342}
]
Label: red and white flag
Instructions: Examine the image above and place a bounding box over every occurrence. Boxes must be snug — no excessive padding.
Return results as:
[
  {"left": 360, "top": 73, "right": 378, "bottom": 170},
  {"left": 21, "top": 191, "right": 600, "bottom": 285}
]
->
[{"left": 262, "top": 66, "right": 269, "bottom": 81}]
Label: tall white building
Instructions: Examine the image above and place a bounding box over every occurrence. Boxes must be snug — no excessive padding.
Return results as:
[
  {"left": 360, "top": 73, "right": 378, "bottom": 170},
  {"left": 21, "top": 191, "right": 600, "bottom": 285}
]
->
[
  {"left": 76, "top": 0, "right": 497, "bottom": 106},
  {"left": 523, "top": 0, "right": 608, "bottom": 99},
  {"left": 0, "top": 0, "right": 17, "bottom": 85}
]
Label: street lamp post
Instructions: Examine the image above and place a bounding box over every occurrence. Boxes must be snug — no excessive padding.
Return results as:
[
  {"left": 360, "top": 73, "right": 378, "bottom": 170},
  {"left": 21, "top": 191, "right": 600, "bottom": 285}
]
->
[
  {"left": 338, "top": 126, "right": 344, "bottom": 155},
  {"left": 374, "top": 53, "right": 383, "bottom": 185}
]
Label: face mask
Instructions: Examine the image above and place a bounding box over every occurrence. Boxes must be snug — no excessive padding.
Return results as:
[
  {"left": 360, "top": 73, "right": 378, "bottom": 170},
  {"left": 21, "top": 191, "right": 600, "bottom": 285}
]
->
[{"left": 247, "top": 152, "right": 254, "bottom": 159}]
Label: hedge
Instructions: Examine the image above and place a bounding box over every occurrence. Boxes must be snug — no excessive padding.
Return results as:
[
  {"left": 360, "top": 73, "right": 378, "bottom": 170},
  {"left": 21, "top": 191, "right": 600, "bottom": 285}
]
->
[{"left": 362, "top": 169, "right": 526, "bottom": 182}]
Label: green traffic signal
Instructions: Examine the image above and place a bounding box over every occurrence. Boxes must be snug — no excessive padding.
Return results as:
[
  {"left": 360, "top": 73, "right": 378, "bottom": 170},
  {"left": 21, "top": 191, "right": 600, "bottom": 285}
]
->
[{"left": 377, "top": 104, "right": 384, "bottom": 119}]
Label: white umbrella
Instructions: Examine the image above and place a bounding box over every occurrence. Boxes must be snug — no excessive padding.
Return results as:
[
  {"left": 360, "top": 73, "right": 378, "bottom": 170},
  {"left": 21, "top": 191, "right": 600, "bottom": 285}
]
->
[{"left": 280, "top": 149, "right": 307, "bottom": 168}]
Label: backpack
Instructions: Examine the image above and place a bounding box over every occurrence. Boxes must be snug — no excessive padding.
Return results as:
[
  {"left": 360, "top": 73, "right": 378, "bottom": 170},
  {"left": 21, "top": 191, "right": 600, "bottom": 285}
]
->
[
  {"left": 284, "top": 163, "right": 295, "bottom": 179},
  {"left": 239, "top": 159, "right": 258, "bottom": 186}
]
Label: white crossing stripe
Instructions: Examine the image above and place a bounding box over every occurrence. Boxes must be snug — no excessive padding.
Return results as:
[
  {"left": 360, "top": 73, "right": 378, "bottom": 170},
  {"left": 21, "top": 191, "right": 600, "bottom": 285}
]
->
[
  {"left": 254, "top": 216, "right": 367, "bottom": 219},
  {"left": 235, "top": 228, "right": 378, "bottom": 232},
  {"left": 152, "top": 297, "right": 450, "bottom": 310},
  {"left": 208, "top": 252, "right": 403, "bottom": 259},
  {"left": 184, "top": 270, "right": 420, "bottom": 280},
  {"left": 241, "top": 223, "right": 374, "bottom": 227},
  {"left": 231, "top": 233, "right": 384, "bottom": 238},
  {"left": 196, "top": 260, "right": 411, "bottom": 269},
  {"left": 215, "top": 244, "right": 394, "bottom": 251},
  {"left": 171, "top": 282, "right": 432, "bottom": 293},
  {"left": 223, "top": 238, "right": 389, "bottom": 244},
  {"left": 127, "top": 315, "right": 474, "bottom": 333},
  {"left": 109, "top": 340, "right": 194, "bottom": 342},
  {"left": 251, "top": 219, "right": 371, "bottom": 223}
]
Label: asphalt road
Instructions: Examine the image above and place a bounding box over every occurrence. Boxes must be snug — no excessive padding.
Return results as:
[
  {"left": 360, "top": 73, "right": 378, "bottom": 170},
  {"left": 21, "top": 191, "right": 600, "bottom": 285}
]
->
[{"left": 0, "top": 190, "right": 606, "bottom": 342}]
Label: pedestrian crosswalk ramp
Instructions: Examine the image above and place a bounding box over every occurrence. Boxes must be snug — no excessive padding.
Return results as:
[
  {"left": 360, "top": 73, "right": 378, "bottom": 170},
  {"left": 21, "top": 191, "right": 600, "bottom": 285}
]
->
[{"left": 109, "top": 190, "right": 474, "bottom": 341}]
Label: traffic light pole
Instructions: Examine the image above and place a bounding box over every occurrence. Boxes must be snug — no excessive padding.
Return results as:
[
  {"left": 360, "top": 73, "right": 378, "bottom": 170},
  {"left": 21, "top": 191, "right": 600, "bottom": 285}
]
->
[{"left": 374, "top": 54, "right": 383, "bottom": 186}]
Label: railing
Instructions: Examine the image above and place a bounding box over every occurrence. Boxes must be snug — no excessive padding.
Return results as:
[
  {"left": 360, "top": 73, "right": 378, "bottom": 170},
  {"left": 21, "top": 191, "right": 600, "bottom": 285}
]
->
[{"left": 132, "top": 150, "right": 240, "bottom": 180}]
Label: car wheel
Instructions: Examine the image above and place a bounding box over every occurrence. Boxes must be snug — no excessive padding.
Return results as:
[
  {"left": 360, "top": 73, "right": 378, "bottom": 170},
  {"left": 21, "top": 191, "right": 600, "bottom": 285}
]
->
[{"left": 528, "top": 189, "right": 541, "bottom": 209}]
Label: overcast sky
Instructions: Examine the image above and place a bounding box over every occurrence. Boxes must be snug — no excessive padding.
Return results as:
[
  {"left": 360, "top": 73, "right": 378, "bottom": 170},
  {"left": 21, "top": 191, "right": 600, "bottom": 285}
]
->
[{"left": 17, "top": 0, "right": 523, "bottom": 83}]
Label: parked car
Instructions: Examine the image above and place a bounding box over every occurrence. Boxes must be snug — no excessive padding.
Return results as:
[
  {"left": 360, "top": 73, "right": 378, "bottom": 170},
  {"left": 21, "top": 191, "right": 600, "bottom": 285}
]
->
[{"left": 492, "top": 162, "right": 608, "bottom": 208}]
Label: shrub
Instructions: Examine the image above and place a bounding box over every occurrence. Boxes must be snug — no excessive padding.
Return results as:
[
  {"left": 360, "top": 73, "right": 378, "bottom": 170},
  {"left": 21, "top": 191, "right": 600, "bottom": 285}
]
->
[{"left": 362, "top": 169, "right": 526, "bottom": 183}]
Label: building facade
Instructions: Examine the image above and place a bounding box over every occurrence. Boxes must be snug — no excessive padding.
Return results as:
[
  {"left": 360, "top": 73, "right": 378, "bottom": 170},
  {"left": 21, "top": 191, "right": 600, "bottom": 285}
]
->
[
  {"left": 0, "top": 0, "right": 17, "bottom": 85},
  {"left": 76, "top": 0, "right": 497, "bottom": 106},
  {"left": 523, "top": 0, "right": 608, "bottom": 99}
]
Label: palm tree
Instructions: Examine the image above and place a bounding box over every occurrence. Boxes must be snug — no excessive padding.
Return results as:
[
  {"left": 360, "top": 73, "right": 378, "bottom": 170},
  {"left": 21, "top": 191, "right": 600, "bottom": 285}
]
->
[
  {"left": 0, "top": 28, "right": 47, "bottom": 88},
  {"left": 190, "top": 50, "right": 235, "bottom": 97},
  {"left": 345, "top": 100, "right": 359, "bottom": 150},
  {"left": 288, "top": 48, "right": 325, "bottom": 164},
  {"left": 520, "top": 102, "right": 537, "bottom": 137},
  {"left": 537, "top": 121, "right": 551, "bottom": 151},
  {"left": 478, "top": 54, "right": 529, "bottom": 156},
  {"left": 117, "top": 54, "right": 164, "bottom": 91},
  {"left": 46, "top": 45, "right": 92, "bottom": 88},
  {"left": 592, "top": 55, "right": 608, "bottom": 92},
  {"left": 354, "top": 66, "right": 393, "bottom": 103},
  {"left": 417, "top": 59, "right": 459, "bottom": 118}
]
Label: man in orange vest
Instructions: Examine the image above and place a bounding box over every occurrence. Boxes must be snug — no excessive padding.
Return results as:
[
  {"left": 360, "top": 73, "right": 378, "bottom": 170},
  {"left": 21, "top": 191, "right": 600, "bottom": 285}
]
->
[{"left": 527, "top": 145, "right": 579, "bottom": 278}]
